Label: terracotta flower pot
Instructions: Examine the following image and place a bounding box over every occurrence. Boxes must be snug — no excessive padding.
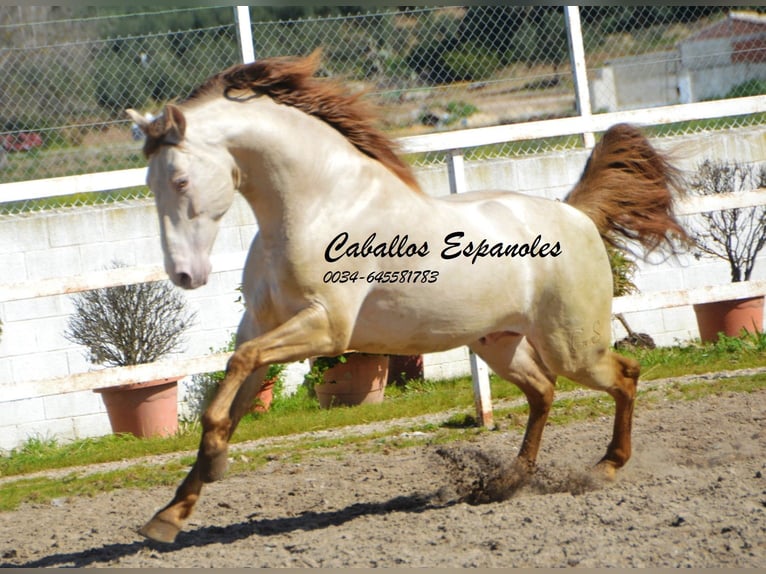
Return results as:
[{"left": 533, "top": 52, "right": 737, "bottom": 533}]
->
[
  {"left": 315, "top": 355, "right": 389, "bottom": 409},
  {"left": 94, "top": 377, "right": 180, "bottom": 438},
  {"left": 693, "top": 295, "right": 764, "bottom": 343},
  {"left": 251, "top": 377, "right": 276, "bottom": 413},
  {"left": 387, "top": 354, "right": 424, "bottom": 386}
]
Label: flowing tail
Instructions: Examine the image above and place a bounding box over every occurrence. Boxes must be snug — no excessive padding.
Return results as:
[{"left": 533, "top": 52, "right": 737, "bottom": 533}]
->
[{"left": 565, "top": 123, "right": 689, "bottom": 256}]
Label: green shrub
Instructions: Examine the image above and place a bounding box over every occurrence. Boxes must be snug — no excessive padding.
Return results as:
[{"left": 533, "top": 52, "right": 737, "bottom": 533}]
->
[
  {"left": 725, "top": 79, "right": 766, "bottom": 99},
  {"left": 185, "top": 333, "right": 285, "bottom": 420}
]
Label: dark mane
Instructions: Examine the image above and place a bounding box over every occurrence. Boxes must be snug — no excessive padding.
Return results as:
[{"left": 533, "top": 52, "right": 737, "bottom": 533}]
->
[{"left": 183, "top": 50, "right": 421, "bottom": 192}]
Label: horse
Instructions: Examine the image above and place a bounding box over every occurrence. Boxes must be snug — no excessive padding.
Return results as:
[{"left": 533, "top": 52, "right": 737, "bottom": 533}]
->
[{"left": 127, "top": 50, "right": 687, "bottom": 543}]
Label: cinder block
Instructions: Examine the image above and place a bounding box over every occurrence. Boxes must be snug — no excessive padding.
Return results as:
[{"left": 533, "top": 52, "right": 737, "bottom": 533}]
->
[
  {"left": 17, "top": 417, "right": 76, "bottom": 446},
  {"left": 0, "top": 217, "right": 49, "bottom": 254},
  {"left": 212, "top": 226, "right": 246, "bottom": 255},
  {"left": 283, "top": 360, "right": 310, "bottom": 394},
  {"left": 78, "top": 242, "right": 136, "bottom": 272},
  {"left": 48, "top": 210, "right": 105, "bottom": 247},
  {"left": 0, "top": 359, "right": 13, "bottom": 383},
  {"left": 222, "top": 196, "right": 257, "bottom": 227},
  {"left": 1, "top": 321, "right": 43, "bottom": 355},
  {"left": 128, "top": 237, "right": 164, "bottom": 266},
  {"left": 65, "top": 348, "right": 92, "bottom": 373},
  {"left": 103, "top": 204, "right": 159, "bottom": 240},
  {"left": 0, "top": 425, "right": 22, "bottom": 454},
  {"left": 194, "top": 298, "right": 242, "bottom": 334},
  {"left": 25, "top": 247, "right": 82, "bottom": 280},
  {"left": 0, "top": 397, "right": 45, "bottom": 426},
  {"left": 0, "top": 251, "right": 27, "bottom": 281},
  {"left": 661, "top": 307, "right": 698, "bottom": 335},
  {"left": 423, "top": 347, "right": 471, "bottom": 380},
  {"left": 72, "top": 412, "right": 112, "bottom": 440},
  {"left": 3, "top": 293, "right": 68, "bottom": 322},
  {"left": 11, "top": 350, "right": 69, "bottom": 381},
  {"left": 35, "top": 316, "right": 71, "bottom": 353},
  {"left": 43, "top": 389, "right": 104, "bottom": 420}
]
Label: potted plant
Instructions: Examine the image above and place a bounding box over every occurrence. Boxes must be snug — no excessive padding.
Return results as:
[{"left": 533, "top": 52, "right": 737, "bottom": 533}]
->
[
  {"left": 185, "top": 333, "right": 285, "bottom": 419},
  {"left": 607, "top": 245, "right": 656, "bottom": 350},
  {"left": 64, "top": 264, "right": 196, "bottom": 438},
  {"left": 687, "top": 159, "right": 766, "bottom": 342},
  {"left": 305, "top": 353, "right": 389, "bottom": 409}
]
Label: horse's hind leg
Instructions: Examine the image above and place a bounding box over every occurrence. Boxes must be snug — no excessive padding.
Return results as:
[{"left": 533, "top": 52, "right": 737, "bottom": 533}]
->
[
  {"left": 595, "top": 352, "right": 640, "bottom": 477},
  {"left": 563, "top": 349, "right": 640, "bottom": 478},
  {"left": 471, "top": 336, "right": 556, "bottom": 471}
]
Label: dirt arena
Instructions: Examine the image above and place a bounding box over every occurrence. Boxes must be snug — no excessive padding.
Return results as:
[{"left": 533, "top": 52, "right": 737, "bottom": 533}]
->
[{"left": 1, "top": 385, "right": 763, "bottom": 568}]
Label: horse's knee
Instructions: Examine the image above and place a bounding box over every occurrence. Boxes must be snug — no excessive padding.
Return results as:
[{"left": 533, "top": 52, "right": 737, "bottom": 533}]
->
[
  {"left": 198, "top": 413, "right": 231, "bottom": 482},
  {"left": 609, "top": 353, "right": 639, "bottom": 399},
  {"left": 616, "top": 353, "right": 640, "bottom": 382}
]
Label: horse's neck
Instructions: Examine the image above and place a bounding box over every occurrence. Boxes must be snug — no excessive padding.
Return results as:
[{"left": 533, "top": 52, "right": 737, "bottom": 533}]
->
[{"left": 206, "top": 97, "right": 413, "bottom": 233}]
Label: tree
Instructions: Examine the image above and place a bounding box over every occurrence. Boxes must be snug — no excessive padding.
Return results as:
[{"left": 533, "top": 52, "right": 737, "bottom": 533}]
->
[{"left": 689, "top": 160, "right": 766, "bottom": 283}]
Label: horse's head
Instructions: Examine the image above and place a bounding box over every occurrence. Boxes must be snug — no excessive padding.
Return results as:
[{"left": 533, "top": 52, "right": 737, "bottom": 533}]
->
[{"left": 127, "top": 105, "right": 240, "bottom": 289}]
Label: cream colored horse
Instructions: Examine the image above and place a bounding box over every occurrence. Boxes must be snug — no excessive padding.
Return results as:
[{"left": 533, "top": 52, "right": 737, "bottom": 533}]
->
[{"left": 127, "top": 52, "right": 687, "bottom": 543}]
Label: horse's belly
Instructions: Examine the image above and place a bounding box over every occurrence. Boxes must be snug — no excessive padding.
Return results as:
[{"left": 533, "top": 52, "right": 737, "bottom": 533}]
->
[{"left": 346, "top": 281, "right": 532, "bottom": 355}]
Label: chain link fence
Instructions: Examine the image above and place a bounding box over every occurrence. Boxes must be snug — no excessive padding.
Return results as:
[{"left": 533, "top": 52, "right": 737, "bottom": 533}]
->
[{"left": 2, "top": 5, "right": 765, "bottom": 214}]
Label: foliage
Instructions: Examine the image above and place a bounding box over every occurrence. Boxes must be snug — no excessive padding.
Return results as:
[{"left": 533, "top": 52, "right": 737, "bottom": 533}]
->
[
  {"left": 445, "top": 100, "right": 478, "bottom": 121},
  {"left": 303, "top": 353, "right": 357, "bottom": 391},
  {"left": 64, "top": 265, "right": 196, "bottom": 367},
  {"left": 512, "top": 7, "right": 568, "bottom": 70},
  {"left": 3, "top": 332, "right": 766, "bottom": 490},
  {"left": 687, "top": 159, "right": 766, "bottom": 282},
  {"left": 302, "top": 352, "right": 389, "bottom": 393},
  {"left": 1, "top": 369, "right": 764, "bottom": 510},
  {"left": 619, "top": 330, "right": 766, "bottom": 380},
  {"left": 608, "top": 245, "right": 638, "bottom": 296},
  {"left": 725, "top": 78, "right": 766, "bottom": 99},
  {"left": 185, "top": 332, "right": 285, "bottom": 420},
  {"left": 93, "top": 33, "right": 239, "bottom": 117}
]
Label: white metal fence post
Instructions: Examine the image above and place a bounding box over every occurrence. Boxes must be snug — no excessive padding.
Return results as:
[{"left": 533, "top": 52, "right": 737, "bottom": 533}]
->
[
  {"left": 565, "top": 6, "right": 595, "bottom": 148},
  {"left": 447, "top": 149, "right": 494, "bottom": 428},
  {"left": 235, "top": 6, "right": 256, "bottom": 64}
]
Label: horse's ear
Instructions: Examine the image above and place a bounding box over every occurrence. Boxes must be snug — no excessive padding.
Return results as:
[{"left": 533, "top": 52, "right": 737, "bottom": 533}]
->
[
  {"left": 126, "top": 108, "right": 150, "bottom": 132},
  {"left": 163, "top": 104, "right": 186, "bottom": 145}
]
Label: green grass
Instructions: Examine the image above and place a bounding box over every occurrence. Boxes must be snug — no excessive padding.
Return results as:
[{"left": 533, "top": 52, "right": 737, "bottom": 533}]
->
[
  {"left": 1, "top": 332, "right": 766, "bottom": 511},
  {"left": 618, "top": 330, "right": 766, "bottom": 380}
]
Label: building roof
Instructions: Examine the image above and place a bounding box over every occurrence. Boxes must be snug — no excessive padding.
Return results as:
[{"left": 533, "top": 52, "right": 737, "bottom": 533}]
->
[{"left": 685, "top": 10, "right": 766, "bottom": 43}]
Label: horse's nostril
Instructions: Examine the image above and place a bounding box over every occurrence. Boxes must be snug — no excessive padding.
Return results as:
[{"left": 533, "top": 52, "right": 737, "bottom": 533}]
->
[{"left": 177, "top": 272, "right": 193, "bottom": 289}]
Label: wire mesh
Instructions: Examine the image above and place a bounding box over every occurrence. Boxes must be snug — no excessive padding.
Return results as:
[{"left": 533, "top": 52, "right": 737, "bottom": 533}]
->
[{"left": 1, "top": 6, "right": 764, "bottom": 214}]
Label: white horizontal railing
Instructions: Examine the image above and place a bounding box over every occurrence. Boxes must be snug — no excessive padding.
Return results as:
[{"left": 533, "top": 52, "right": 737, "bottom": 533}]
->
[
  {"left": 0, "top": 251, "right": 249, "bottom": 302},
  {"left": 2, "top": 96, "right": 765, "bottom": 203},
  {"left": 398, "top": 96, "right": 766, "bottom": 153},
  {"left": 612, "top": 279, "right": 766, "bottom": 315},
  {"left": 3, "top": 352, "right": 231, "bottom": 403},
  {"left": 0, "top": 168, "right": 146, "bottom": 203}
]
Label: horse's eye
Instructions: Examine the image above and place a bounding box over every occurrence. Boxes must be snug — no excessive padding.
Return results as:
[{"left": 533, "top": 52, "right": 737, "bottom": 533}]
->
[{"left": 172, "top": 177, "right": 190, "bottom": 193}]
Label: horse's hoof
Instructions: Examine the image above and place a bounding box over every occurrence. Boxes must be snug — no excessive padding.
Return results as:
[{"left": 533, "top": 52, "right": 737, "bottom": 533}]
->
[
  {"left": 200, "top": 450, "right": 229, "bottom": 483},
  {"left": 592, "top": 460, "right": 618, "bottom": 481},
  {"left": 138, "top": 515, "right": 181, "bottom": 544}
]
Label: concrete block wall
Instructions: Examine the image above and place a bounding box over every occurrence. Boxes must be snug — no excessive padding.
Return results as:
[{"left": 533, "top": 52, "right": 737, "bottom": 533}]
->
[{"left": 1, "top": 126, "right": 764, "bottom": 451}]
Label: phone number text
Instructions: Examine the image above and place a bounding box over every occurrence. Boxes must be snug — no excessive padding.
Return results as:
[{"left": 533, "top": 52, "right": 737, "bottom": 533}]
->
[{"left": 323, "top": 270, "right": 439, "bottom": 284}]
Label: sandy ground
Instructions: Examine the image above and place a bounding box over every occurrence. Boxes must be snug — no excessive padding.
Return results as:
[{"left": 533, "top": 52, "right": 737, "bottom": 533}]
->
[{"left": 1, "top": 385, "right": 764, "bottom": 568}]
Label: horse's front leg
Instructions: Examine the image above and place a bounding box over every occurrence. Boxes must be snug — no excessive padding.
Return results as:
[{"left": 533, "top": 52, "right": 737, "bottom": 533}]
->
[{"left": 140, "top": 303, "right": 343, "bottom": 543}]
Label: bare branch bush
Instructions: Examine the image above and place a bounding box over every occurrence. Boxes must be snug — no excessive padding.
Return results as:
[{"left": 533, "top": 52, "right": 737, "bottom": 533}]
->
[
  {"left": 688, "top": 159, "right": 766, "bottom": 282},
  {"left": 65, "top": 271, "right": 196, "bottom": 367}
]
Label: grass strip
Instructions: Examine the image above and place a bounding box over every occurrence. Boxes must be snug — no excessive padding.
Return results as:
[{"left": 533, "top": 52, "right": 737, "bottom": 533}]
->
[{"left": 1, "top": 372, "right": 762, "bottom": 513}]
